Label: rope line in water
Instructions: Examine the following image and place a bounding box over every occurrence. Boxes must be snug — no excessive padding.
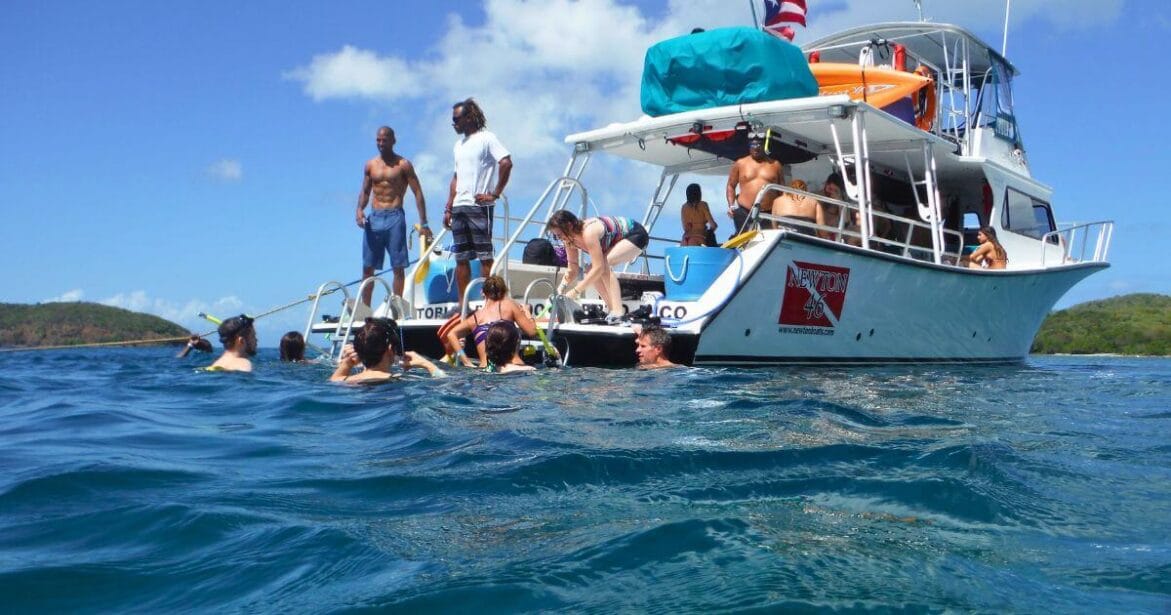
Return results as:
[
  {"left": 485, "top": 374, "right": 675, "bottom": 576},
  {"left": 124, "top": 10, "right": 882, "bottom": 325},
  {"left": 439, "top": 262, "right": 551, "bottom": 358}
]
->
[{"left": 0, "top": 335, "right": 194, "bottom": 352}]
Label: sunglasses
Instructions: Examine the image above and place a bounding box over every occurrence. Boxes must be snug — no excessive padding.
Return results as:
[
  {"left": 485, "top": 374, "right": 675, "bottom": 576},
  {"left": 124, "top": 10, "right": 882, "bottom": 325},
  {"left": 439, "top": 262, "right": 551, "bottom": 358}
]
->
[{"left": 451, "top": 115, "right": 464, "bottom": 126}]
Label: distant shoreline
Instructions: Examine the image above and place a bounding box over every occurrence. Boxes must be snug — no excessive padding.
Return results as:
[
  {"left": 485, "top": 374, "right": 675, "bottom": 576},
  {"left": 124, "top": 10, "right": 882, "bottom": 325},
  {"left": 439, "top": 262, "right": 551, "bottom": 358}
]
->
[{"left": 0, "top": 302, "right": 189, "bottom": 349}]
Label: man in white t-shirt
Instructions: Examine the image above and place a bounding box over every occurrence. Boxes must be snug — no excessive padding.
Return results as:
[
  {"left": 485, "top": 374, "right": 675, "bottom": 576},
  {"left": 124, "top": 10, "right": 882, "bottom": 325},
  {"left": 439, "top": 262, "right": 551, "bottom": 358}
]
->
[{"left": 443, "top": 98, "right": 513, "bottom": 305}]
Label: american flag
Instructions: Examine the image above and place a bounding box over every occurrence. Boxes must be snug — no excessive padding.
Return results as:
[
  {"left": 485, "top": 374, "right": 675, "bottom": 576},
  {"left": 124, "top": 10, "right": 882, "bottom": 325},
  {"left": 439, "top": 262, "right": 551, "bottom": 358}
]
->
[{"left": 763, "top": 0, "right": 807, "bottom": 41}]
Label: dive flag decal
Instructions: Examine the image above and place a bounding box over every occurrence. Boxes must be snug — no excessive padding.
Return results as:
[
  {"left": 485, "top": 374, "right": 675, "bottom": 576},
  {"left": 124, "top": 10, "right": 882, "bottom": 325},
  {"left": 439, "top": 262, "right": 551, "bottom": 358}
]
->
[{"left": 779, "top": 261, "right": 850, "bottom": 328}]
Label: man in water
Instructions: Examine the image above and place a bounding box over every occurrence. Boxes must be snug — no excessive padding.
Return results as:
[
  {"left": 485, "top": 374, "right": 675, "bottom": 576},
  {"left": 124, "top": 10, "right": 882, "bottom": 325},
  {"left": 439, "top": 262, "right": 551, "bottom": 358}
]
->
[
  {"left": 357, "top": 126, "right": 431, "bottom": 305},
  {"left": 726, "top": 134, "right": 783, "bottom": 237},
  {"left": 635, "top": 324, "right": 678, "bottom": 369},
  {"left": 209, "top": 315, "right": 257, "bottom": 372},
  {"left": 444, "top": 98, "right": 512, "bottom": 306}
]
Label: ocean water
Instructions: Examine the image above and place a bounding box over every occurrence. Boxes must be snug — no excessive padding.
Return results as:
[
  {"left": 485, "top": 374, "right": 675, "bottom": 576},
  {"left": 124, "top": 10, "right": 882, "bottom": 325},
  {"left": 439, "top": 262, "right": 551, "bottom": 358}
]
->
[{"left": 1, "top": 349, "right": 1169, "bottom": 613}]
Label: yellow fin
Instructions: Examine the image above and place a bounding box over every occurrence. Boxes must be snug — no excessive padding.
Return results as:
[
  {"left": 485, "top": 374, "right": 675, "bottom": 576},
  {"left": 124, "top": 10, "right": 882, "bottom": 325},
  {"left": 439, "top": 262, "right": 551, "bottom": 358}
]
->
[
  {"left": 721, "top": 230, "right": 759, "bottom": 250},
  {"left": 413, "top": 224, "right": 431, "bottom": 285}
]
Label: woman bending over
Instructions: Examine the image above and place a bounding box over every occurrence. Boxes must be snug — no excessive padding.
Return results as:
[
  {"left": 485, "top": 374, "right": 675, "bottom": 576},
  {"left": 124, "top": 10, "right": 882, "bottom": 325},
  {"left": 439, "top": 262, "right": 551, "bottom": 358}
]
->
[{"left": 546, "top": 209, "right": 649, "bottom": 321}]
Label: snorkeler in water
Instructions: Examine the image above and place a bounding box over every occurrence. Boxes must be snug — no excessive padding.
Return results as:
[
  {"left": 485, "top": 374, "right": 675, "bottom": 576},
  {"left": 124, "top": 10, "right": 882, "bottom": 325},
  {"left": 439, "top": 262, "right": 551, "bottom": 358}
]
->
[
  {"left": 331, "top": 318, "right": 444, "bottom": 383},
  {"left": 208, "top": 315, "right": 257, "bottom": 373}
]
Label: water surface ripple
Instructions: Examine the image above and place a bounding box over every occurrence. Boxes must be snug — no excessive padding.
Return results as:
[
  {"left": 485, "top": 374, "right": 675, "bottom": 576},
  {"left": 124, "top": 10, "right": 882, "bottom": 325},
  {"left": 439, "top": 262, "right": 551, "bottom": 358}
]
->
[{"left": 1, "top": 350, "right": 1169, "bottom": 612}]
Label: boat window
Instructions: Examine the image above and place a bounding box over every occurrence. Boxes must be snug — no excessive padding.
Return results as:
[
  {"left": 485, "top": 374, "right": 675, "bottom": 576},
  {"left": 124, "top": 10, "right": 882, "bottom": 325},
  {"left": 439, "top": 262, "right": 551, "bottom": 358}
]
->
[{"left": 1001, "top": 188, "right": 1055, "bottom": 239}]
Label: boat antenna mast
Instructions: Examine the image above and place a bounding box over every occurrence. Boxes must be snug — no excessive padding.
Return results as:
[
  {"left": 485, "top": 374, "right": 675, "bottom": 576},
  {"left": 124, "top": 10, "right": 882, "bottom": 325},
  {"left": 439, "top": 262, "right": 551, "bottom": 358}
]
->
[
  {"left": 749, "top": 0, "right": 760, "bottom": 28},
  {"left": 1002, "top": 0, "right": 1012, "bottom": 55}
]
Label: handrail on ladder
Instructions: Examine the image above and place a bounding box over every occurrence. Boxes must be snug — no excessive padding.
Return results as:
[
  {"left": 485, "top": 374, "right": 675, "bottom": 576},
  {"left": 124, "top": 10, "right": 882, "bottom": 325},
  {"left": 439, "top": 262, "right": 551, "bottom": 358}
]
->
[
  {"left": 302, "top": 280, "right": 352, "bottom": 362},
  {"left": 460, "top": 277, "right": 487, "bottom": 320},
  {"left": 334, "top": 276, "right": 396, "bottom": 363},
  {"left": 491, "top": 176, "right": 591, "bottom": 277}
]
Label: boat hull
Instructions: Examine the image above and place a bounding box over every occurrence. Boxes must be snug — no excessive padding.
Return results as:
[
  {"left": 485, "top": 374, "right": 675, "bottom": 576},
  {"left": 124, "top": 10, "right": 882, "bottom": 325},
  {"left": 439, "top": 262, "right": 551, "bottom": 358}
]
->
[
  {"left": 398, "top": 232, "right": 1103, "bottom": 368},
  {"left": 687, "top": 233, "right": 1105, "bottom": 365}
]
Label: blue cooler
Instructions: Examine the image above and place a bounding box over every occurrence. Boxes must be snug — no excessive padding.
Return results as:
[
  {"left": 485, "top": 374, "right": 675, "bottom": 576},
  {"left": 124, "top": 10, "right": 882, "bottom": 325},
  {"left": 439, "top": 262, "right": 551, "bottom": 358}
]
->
[
  {"left": 424, "top": 259, "right": 482, "bottom": 303},
  {"left": 663, "top": 246, "right": 735, "bottom": 301}
]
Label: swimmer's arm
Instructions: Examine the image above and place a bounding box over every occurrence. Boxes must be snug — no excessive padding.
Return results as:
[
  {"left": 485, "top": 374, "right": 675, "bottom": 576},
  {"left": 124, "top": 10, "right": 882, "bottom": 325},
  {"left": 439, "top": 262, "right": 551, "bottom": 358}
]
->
[
  {"left": 445, "top": 319, "right": 476, "bottom": 367},
  {"left": 403, "top": 351, "right": 444, "bottom": 377},
  {"left": 329, "top": 345, "right": 361, "bottom": 382}
]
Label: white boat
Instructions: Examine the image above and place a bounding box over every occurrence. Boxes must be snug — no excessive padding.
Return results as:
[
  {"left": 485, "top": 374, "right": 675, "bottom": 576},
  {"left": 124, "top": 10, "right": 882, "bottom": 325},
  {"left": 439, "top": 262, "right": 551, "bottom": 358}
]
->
[{"left": 306, "top": 22, "right": 1112, "bottom": 367}]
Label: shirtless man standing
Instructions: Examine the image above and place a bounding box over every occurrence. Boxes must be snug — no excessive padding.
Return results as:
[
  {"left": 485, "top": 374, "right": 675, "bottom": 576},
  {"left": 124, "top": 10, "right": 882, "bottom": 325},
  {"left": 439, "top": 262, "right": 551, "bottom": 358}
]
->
[
  {"left": 771, "top": 179, "right": 821, "bottom": 234},
  {"left": 726, "top": 135, "right": 784, "bottom": 237},
  {"left": 357, "top": 126, "right": 431, "bottom": 305}
]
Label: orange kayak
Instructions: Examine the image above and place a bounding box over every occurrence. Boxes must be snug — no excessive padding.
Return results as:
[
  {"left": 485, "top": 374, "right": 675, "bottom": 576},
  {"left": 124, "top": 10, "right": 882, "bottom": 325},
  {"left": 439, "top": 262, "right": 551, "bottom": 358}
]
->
[{"left": 810, "top": 63, "right": 936, "bottom": 130}]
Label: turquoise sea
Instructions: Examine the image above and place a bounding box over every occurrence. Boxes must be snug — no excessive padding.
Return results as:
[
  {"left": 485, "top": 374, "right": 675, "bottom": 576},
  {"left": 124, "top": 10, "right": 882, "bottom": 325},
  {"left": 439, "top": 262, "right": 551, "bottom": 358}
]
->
[{"left": 1, "top": 349, "right": 1169, "bottom": 612}]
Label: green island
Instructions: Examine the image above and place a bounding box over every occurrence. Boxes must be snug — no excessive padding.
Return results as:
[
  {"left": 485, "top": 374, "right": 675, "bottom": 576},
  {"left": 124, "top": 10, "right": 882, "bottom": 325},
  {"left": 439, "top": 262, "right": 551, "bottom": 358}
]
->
[
  {"left": 0, "top": 302, "right": 190, "bottom": 348},
  {"left": 1031, "top": 293, "right": 1171, "bottom": 356}
]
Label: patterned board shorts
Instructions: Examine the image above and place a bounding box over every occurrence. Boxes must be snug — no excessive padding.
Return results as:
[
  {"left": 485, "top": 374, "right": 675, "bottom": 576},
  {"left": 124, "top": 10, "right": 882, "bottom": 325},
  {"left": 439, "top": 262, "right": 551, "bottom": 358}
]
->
[{"left": 450, "top": 205, "right": 494, "bottom": 261}]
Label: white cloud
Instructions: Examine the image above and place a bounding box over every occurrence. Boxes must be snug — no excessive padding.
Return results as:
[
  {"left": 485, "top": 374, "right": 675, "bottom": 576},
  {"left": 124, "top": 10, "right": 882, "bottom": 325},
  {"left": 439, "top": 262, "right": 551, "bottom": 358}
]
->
[
  {"left": 283, "top": 45, "right": 422, "bottom": 102},
  {"left": 45, "top": 289, "right": 85, "bottom": 302},
  {"left": 206, "top": 158, "right": 243, "bottom": 182},
  {"left": 100, "top": 291, "right": 244, "bottom": 329}
]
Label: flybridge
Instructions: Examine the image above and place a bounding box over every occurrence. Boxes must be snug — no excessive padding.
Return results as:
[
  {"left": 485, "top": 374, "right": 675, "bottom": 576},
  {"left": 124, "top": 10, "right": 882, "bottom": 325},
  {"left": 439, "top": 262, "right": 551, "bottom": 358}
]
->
[{"left": 804, "top": 22, "right": 1025, "bottom": 162}]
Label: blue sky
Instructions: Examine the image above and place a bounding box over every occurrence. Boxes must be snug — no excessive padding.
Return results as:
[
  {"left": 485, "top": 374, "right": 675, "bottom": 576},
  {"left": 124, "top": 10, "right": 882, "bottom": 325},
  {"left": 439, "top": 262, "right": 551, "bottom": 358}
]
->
[{"left": 2, "top": 0, "right": 1166, "bottom": 344}]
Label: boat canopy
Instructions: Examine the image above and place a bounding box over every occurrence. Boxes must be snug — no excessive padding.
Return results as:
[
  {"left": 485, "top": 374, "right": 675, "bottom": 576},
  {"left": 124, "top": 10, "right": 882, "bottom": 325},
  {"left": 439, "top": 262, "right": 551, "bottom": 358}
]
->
[
  {"left": 803, "top": 22, "right": 1018, "bottom": 79},
  {"left": 566, "top": 96, "right": 954, "bottom": 177},
  {"left": 640, "top": 27, "right": 818, "bottom": 117}
]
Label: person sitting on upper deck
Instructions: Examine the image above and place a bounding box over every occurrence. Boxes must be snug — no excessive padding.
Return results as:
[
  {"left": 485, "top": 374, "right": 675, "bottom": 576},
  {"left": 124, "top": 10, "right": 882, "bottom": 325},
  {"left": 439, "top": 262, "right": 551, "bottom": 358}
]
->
[
  {"left": 840, "top": 203, "right": 894, "bottom": 250},
  {"left": 770, "top": 179, "right": 820, "bottom": 235},
  {"left": 817, "top": 173, "right": 848, "bottom": 240},
  {"left": 331, "top": 318, "right": 443, "bottom": 383},
  {"left": 482, "top": 321, "right": 536, "bottom": 374},
  {"left": 961, "top": 226, "right": 1008, "bottom": 270},
  {"left": 546, "top": 210, "right": 649, "bottom": 323},
  {"left": 444, "top": 275, "right": 538, "bottom": 368},
  {"left": 726, "top": 134, "right": 783, "bottom": 237},
  {"left": 680, "top": 183, "right": 717, "bottom": 246}
]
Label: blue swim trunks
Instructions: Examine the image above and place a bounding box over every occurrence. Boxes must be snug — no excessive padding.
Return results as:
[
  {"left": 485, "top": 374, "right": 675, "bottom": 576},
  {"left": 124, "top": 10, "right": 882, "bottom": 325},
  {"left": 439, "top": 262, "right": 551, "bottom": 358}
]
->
[{"left": 363, "top": 208, "right": 409, "bottom": 270}]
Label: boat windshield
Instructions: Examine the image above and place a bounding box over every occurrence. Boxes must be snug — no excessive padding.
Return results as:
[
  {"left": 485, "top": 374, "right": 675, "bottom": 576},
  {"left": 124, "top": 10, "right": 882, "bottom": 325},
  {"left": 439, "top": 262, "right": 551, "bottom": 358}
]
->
[{"left": 977, "top": 54, "right": 1020, "bottom": 145}]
